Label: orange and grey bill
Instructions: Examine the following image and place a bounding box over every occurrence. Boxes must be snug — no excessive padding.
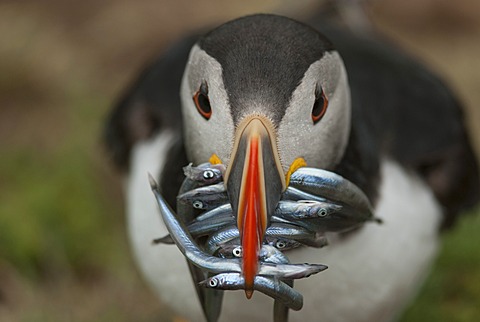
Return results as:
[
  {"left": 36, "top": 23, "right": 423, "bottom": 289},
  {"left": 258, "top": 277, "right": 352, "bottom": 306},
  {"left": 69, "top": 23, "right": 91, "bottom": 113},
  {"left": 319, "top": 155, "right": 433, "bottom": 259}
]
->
[
  {"left": 224, "top": 116, "right": 285, "bottom": 299},
  {"left": 238, "top": 133, "right": 265, "bottom": 298}
]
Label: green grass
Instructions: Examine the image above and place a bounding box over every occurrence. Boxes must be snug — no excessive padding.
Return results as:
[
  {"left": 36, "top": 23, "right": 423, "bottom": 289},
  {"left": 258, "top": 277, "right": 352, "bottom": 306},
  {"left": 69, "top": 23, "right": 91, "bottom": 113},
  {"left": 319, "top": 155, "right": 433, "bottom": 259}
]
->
[
  {"left": 0, "top": 84, "right": 121, "bottom": 280},
  {"left": 401, "top": 209, "right": 480, "bottom": 321}
]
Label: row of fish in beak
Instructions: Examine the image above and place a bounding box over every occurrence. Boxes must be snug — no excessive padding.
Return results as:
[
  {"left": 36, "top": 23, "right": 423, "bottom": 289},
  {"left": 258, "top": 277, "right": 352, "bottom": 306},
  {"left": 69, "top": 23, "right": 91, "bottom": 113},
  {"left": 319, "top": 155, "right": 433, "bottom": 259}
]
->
[{"left": 149, "top": 162, "right": 381, "bottom": 311}]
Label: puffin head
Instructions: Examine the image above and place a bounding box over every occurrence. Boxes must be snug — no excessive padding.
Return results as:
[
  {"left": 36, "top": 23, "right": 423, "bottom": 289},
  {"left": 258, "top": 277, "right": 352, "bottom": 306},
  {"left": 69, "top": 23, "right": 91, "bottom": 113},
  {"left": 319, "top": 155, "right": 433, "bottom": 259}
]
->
[{"left": 180, "top": 14, "right": 351, "bottom": 297}]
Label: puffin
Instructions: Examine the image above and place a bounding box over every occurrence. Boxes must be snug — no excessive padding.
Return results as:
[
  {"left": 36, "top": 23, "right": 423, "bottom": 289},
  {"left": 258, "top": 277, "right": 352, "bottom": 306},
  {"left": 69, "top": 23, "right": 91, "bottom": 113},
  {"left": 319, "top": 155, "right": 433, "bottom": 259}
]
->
[{"left": 104, "top": 14, "right": 479, "bottom": 322}]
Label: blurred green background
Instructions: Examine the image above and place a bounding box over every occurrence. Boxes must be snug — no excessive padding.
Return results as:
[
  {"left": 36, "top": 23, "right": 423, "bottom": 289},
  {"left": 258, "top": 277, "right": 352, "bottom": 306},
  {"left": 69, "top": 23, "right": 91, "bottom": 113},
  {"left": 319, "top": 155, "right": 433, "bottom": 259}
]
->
[{"left": 1, "top": 0, "right": 479, "bottom": 321}]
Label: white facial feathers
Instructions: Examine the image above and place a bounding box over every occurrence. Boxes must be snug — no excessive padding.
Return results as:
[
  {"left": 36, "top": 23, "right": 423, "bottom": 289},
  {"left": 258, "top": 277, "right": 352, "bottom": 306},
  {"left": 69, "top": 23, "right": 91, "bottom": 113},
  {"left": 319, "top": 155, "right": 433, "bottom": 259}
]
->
[
  {"left": 277, "top": 52, "right": 351, "bottom": 171},
  {"left": 180, "top": 45, "right": 235, "bottom": 165},
  {"left": 181, "top": 46, "right": 351, "bottom": 172}
]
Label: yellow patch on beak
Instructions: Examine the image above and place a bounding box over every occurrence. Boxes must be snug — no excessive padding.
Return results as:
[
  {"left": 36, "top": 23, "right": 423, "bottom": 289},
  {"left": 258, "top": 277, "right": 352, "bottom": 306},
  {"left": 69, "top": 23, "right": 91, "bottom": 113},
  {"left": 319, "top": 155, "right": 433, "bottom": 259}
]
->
[
  {"left": 209, "top": 153, "right": 223, "bottom": 165},
  {"left": 285, "top": 157, "right": 307, "bottom": 186}
]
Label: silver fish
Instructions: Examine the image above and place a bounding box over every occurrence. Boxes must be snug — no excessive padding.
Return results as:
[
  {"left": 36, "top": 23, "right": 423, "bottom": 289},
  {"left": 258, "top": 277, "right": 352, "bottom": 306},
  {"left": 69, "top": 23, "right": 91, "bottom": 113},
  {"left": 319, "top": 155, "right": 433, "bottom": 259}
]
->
[
  {"left": 264, "top": 236, "right": 302, "bottom": 251},
  {"left": 260, "top": 245, "right": 290, "bottom": 264},
  {"left": 201, "top": 273, "right": 303, "bottom": 311},
  {"left": 156, "top": 216, "right": 325, "bottom": 250},
  {"left": 282, "top": 186, "right": 328, "bottom": 202},
  {"left": 288, "top": 167, "right": 373, "bottom": 214},
  {"left": 215, "top": 237, "right": 302, "bottom": 257},
  {"left": 155, "top": 227, "right": 325, "bottom": 250},
  {"left": 275, "top": 200, "right": 343, "bottom": 219},
  {"left": 205, "top": 225, "right": 239, "bottom": 254},
  {"left": 150, "top": 174, "right": 240, "bottom": 272},
  {"left": 281, "top": 187, "right": 379, "bottom": 233},
  {"left": 195, "top": 203, "right": 233, "bottom": 221},
  {"left": 155, "top": 206, "right": 233, "bottom": 244},
  {"left": 150, "top": 176, "right": 326, "bottom": 279},
  {"left": 183, "top": 162, "right": 226, "bottom": 186},
  {"left": 216, "top": 244, "right": 242, "bottom": 259},
  {"left": 265, "top": 223, "right": 316, "bottom": 241},
  {"left": 303, "top": 202, "right": 381, "bottom": 232},
  {"left": 176, "top": 179, "right": 200, "bottom": 223},
  {"left": 187, "top": 213, "right": 235, "bottom": 237},
  {"left": 206, "top": 224, "right": 315, "bottom": 255},
  {"left": 216, "top": 245, "right": 289, "bottom": 264},
  {"left": 259, "top": 262, "right": 327, "bottom": 280},
  {"left": 266, "top": 222, "right": 329, "bottom": 248},
  {"left": 177, "top": 183, "right": 228, "bottom": 210}
]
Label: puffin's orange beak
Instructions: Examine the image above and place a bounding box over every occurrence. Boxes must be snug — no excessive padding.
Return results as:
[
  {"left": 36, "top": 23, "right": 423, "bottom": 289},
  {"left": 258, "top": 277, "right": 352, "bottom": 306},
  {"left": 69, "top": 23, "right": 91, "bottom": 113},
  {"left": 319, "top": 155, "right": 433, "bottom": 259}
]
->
[{"left": 225, "top": 116, "right": 285, "bottom": 298}]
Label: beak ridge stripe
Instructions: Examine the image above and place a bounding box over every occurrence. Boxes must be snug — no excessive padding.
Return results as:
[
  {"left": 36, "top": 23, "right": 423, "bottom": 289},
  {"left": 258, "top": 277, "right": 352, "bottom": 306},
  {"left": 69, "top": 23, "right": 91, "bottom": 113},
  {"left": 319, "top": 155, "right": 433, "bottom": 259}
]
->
[
  {"left": 239, "top": 133, "right": 268, "bottom": 298},
  {"left": 227, "top": 117, "right": 282, "bottom": 299}
]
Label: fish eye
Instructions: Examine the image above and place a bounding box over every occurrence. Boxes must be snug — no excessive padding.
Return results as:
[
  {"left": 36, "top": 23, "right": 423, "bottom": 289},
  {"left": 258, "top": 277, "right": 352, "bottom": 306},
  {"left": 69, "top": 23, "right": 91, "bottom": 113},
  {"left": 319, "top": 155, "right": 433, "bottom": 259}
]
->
[
  {"left": 208, "top": 278, "right": 218, "bottom": 287},
  {"left": 318, "top": 208, "right": 328, "bottom": 217},
  {"left": 193, "top": 82, "right": 212, "bottom": 120},
  {"left": 312, "top": 86, "right": 328, "bottom": 124},
  {"left": 192, "top": 200, "right": 204, "bottom": 209},
  {"left": 233, "top": 246, "right": 242, "bottom": 257},
  {"left": 203, "top": 170, "right": 215, "bottom": 180},
  {"left": 275, "top": 240, "right": 287, "bottom": 249}
]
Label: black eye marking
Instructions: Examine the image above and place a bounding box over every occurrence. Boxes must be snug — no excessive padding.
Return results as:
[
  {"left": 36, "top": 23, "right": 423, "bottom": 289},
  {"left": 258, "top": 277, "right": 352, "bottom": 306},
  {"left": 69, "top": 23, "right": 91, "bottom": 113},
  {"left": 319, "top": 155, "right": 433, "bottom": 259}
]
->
[
  {"left": 312, "top": 86, "right": 328, "bottom": 124},
  {"left": 193, "top": 82, "right": 212, "bottom": 120}
]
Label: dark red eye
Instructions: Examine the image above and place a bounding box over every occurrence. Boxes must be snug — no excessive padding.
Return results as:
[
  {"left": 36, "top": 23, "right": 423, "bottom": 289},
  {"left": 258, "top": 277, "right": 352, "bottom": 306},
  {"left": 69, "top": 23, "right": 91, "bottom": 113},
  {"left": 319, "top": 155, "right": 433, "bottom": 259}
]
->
[
  {"left": 312, "top": 87, "right": 328, "bottom": 124},
  {"left": 193, "top": 82, "right": 212, "bottom": 120}
]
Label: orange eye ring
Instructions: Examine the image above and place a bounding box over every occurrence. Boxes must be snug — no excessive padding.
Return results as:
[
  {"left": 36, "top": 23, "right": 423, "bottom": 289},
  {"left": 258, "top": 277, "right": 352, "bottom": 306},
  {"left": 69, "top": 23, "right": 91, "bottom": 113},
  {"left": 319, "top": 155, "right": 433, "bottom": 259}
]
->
[
  {"left": 312, "top": 88, "right": 328, "bottom": 124},
  {"left": 193, "top": 82, "right": 212, "bottom": 120}
]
